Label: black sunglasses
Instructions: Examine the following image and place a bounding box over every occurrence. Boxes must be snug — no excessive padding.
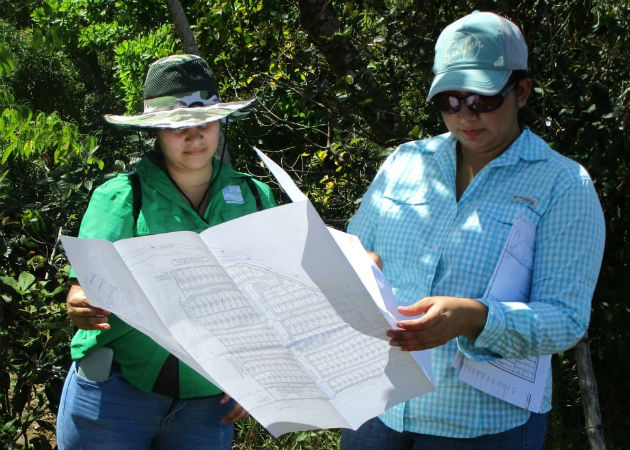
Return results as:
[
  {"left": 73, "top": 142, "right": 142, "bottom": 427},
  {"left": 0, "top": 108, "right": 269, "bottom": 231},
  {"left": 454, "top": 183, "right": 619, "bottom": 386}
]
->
[{"left": 435, "top": 83, "right": 516, "bottom": 114}]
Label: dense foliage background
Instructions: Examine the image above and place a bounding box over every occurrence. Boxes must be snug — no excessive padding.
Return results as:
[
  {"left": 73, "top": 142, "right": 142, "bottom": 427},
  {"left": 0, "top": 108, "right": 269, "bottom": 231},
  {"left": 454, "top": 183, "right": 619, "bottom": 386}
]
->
[{"left": 1, "top": 1, "right": 628, "bottom": 449}]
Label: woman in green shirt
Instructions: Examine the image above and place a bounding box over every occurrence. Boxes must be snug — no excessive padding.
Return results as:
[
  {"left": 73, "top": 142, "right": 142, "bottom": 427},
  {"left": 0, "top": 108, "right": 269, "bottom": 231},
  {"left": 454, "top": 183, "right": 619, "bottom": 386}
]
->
[{"left": 56, "top": 54, "right": 276, "bottom": 450}]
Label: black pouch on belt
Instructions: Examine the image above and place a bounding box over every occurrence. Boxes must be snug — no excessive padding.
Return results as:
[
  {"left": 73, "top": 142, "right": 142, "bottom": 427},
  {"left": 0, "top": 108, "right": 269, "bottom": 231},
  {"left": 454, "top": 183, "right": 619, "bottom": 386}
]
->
[{"left": 152, "top": 354, "right": 180, "bottom": 399}]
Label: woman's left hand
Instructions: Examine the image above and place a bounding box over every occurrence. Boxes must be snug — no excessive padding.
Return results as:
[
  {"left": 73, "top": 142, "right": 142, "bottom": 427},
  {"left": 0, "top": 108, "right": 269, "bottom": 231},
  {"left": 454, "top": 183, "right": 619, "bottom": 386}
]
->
[
  {"left": 387, "top": 296, "right": 488, "bottom": 351},
  {"left": 220, "top": 394, "right": 249, "bottom": 423}
]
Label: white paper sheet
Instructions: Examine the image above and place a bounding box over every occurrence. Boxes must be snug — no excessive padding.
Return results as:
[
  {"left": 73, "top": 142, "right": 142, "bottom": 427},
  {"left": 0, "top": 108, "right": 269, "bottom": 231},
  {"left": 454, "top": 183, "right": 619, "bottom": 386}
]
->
[
  {"left": 455, "top": 213, "right": 550, "bottom": 412},
  {"left": 61, "top": 148, "right": 434, "bottom": 437},
  {"left": 327, "top": 227, "right": 433, "bottom": 385}
]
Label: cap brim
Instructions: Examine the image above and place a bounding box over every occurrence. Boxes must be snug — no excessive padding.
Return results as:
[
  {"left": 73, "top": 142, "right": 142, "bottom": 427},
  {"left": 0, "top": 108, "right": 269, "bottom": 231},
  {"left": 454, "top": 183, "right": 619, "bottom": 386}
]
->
[
  {"left": 426, "top": 70, "right": 511, "bottom": 101},
  {"left": 104, "top": 98, "right": 256, "bottom": 129}
]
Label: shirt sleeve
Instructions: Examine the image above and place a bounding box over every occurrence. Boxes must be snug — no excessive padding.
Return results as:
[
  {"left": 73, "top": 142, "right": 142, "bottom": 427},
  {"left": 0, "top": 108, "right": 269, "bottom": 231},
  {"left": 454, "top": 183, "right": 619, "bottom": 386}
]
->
[
  {"left": 68, "top": 175, "right": 135, "bottom": 279},
  {"left": 459, "top": 176, "right": 606, "bottom": 360},
  {"left": 347, "top": 151, "right": 397, "bottom": 249},
  {"left": 77, "top": 175, "right": 136, "bottom": 241}
]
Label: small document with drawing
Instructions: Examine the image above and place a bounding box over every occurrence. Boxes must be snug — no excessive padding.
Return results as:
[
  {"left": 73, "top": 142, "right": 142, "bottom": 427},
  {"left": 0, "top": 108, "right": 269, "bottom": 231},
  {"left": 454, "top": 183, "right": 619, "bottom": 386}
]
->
[
  {"left": 453, "top": 213, "right": 550, "bottom": 412},
  {"left": 60, "top": 148, "right": 434, "bottom": 437}
]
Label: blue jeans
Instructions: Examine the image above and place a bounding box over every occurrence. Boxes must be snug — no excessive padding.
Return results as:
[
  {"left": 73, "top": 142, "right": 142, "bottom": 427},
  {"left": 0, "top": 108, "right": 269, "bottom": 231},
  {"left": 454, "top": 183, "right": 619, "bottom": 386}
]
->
[
  {"left": 56, "top": 362, "right": 234, "bottom": 450},
  {"left": 340, "top": 413, "right": 547, "bottom": 450}
]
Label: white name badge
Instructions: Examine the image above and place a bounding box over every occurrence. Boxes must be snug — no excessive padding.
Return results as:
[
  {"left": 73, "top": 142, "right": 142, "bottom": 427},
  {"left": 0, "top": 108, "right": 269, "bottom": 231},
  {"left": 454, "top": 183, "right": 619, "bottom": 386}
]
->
[{"left": 222, "top": 185, "right": 244, "bottom": 204}]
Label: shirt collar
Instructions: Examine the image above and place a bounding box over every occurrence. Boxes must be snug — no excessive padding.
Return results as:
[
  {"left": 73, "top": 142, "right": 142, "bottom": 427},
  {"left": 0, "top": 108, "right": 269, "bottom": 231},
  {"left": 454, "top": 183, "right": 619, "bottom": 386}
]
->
[
  {"left": 135, "top": 153, "right": 232, "bottom": 213},
  {"left": 430, "top": 128, "right": 550, "bottom": 166},
  {"left": 487, "top": 127, "right": 550, "bottom": 168}
]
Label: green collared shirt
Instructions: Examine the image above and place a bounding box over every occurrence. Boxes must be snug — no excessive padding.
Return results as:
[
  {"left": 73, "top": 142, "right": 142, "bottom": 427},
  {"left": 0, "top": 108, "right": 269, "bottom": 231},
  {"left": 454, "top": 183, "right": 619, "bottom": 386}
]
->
[{"left": 70, "top": 152, "right": 276, "bottom": 398}]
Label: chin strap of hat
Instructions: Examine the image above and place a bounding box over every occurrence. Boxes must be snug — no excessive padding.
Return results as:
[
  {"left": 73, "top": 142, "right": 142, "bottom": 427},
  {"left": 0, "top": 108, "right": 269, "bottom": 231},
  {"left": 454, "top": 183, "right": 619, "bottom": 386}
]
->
[{"left": 209, "top": 117, "right": 229, "bottom": 185}]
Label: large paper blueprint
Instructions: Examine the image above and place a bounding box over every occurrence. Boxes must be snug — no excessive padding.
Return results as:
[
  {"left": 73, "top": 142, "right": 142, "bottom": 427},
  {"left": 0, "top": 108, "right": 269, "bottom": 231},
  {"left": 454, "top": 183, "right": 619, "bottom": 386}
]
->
[
  {"left": 60, "top": 148, "right": 434, "bottom": 437},
  {"left": 453, "top": 213, "right": 550, "bottom": 412}
]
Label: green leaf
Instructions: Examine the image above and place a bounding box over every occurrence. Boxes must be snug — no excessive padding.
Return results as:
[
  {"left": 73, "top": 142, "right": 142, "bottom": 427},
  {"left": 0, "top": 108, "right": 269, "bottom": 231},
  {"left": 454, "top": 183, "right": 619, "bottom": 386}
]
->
[
  {"left": 0, "top": 46, "right": 15, "bottom": 76},
  {"left": 32, "top": 28, "right": 44, "bottom": 50},
  {"left": 18, "top": 271, "right": 35, "bottom": 291},
  {"left": 0, "top": 276, "right": 19, "bottom": 292},
  {"left": 0, "top": 272, "right": 36, "bottom": 295},
  {"left": 584, "top": 104, "right": 597, "bottom": 114},
  {"left": 1, "top": 417, "right": 17, "bottom": 433}
]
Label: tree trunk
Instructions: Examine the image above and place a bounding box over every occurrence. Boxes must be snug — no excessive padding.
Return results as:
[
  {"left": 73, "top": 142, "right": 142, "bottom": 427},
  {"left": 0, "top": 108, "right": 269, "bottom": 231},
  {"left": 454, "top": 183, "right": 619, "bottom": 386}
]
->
[
  {"left": 298, "top": 0, "right": 402, "bottom": 145},
  {"left": 163, "top": 0, "right": 233, "bottom": 165},
  {"left": 165, "top": 0, "right": 200, "bottom": 55},
  {"left": 574, "top": 335, "right": 607, "bottom": 450}
]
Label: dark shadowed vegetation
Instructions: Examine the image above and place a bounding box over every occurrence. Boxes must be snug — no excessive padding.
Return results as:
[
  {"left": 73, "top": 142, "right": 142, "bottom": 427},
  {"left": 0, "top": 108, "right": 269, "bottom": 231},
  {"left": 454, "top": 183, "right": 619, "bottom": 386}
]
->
[{"left": 1, "top": 1, "right": 628, "bottom": 449}]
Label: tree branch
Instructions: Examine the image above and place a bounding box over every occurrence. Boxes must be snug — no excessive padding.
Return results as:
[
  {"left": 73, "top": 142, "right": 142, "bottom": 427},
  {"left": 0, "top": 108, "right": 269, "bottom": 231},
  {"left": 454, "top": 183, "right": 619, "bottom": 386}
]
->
[
  {"left": 165, "top": 0, "right": 200, "bottom": 55},
  {"left": 298, "top": 0, "right": 402, "bottom": 145},
  {"left": 574, "top": 335, "right": 607, "bottom": 450}
]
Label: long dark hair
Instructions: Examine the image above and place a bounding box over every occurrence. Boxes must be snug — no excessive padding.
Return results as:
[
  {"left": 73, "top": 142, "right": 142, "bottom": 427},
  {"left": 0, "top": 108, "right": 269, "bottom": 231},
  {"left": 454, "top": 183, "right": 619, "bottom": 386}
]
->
[{"left": 509, "top": 70, "right": 534, "bottom": 126}]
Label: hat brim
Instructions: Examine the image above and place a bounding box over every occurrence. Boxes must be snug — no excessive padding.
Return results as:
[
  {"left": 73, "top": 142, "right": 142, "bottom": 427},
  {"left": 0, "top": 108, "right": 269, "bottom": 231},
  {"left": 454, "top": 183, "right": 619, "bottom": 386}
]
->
[
  {"left": 104, "top": 98, "right": 256, "bottom": 129},
  {"left": 426, "top": 70, "right": 511, "bottom": 101}
]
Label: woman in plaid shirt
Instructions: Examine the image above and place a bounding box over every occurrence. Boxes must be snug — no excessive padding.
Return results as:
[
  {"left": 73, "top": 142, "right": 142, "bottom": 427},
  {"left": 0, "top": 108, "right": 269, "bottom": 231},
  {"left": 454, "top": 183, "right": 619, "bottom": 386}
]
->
[{"left": 341, "top": 11, "right": 605, "bottom": 450}]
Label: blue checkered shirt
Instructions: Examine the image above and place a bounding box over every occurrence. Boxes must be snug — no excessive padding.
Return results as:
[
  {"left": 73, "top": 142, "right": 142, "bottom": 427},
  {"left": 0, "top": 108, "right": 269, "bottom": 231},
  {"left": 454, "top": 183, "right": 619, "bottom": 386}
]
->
[{"left": 347, "top": 128, "right": 605, "bottom": 437}]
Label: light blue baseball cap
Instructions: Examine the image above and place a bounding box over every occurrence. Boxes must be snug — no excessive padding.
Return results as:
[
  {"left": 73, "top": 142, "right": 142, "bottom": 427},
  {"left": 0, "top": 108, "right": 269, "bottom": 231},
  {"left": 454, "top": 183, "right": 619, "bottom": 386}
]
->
[{"left": 426, "top": 11, "right": 528, "bottom": 101}]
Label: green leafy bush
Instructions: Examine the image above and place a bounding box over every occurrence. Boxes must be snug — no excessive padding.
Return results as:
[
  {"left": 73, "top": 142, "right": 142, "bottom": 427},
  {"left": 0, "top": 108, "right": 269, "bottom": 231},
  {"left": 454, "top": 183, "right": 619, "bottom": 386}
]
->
[{"left": 0, "top": 1, "right": 628, "bottom": 449}]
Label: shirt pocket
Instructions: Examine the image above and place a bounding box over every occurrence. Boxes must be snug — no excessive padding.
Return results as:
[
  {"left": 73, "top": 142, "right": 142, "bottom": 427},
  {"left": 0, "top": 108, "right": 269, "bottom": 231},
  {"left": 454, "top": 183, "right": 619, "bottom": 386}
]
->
[
  {"left": 214, "top": 182, "right": 261, "bottom": 224},
  {"left": 218, "top": 202, "right": 258, "bottom": 224},
  {"left": 375, "top": 189, "right": 437, "bottom": 283},
  {"left": 477, "top": 201, "right": 541, "bottom": 228},
  {"left": 473, "top": 202, "right": 538, "bottom": 278}
]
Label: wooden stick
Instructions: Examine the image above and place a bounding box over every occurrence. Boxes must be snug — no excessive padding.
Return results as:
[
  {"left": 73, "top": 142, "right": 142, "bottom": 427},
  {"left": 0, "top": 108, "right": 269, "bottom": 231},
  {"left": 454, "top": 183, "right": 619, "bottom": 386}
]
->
[{"left": 574, "top": 335, "right": 607, "bottom": 450}]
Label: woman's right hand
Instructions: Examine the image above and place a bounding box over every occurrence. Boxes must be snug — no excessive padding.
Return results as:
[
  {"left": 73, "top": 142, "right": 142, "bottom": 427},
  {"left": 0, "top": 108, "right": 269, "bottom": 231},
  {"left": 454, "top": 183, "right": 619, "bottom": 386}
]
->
[{"left": 66, "top": 283, "right": 111, "bottom": 330}]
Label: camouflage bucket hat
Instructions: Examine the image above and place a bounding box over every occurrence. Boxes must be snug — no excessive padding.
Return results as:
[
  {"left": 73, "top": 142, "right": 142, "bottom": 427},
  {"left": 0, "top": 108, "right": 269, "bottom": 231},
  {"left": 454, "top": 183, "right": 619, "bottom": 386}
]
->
[{"left": 104, "top": 54, "right": 255, "bottom": 129}]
